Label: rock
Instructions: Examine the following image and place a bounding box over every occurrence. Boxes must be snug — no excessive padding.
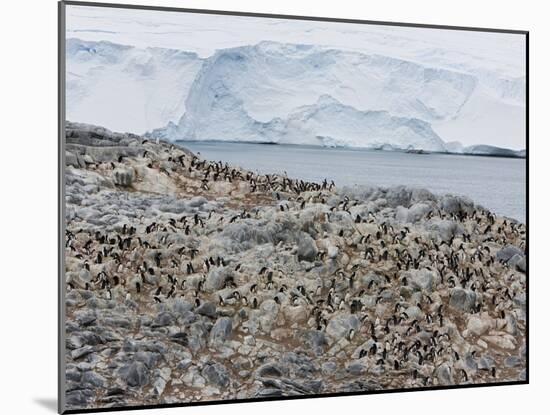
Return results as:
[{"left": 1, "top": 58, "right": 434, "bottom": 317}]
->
[
  {"left": 440, "top": 195, "right": 473, "bottom": 215},
  {"left": 427, "top": 219, "right": 464, "bottom": 242},
  {"left": 257, "top": 363, "right": 284, "bottom": 378},
  {"left": 171, "top": 298, "right": 193, "bottom": 316},
  {"left": 516, "top": 256, "right": 527, "bottom": 273},
  {"left": 119, "top": 361, "right": 150, "bottom": 387},
  {"left": 135, "top": 351, "right": 161, "bottom": 368},
  {"left": 504, "top": 356, "right": 522, "bottom": 368},
  {"left": 407, "top": 269, "right": 438, "bottom": 292},
  {"left": 65, "top": 389, "right": 94, "bottom": 407},
  {"left": 205, "top": 267, "right": 232, "bottom": 292},
  {"left": 201, "top": 362, "right": 230, "bottom": 388},
  {"left": 256, "top": 388, "right": 284, "bottom": 397},
  {"left": 81, "top": 371, "right": 106, "bottom": 388},
  {"left": 300, "top": 330, "right": 328, "bottom": 356},
  {"left": 282, "top": 305, "right": 308, "bottom": 323},
  {"left": 66, "top": 151, "right": 82, "bottom": 168},
  {"left": 153, "top": 376, "right": 166, "bottom": 396},
  {"left": 113, "top": 167, "right": 134, "bottom": 186},
  {"left": 152, "top": 311, "right": 174, "bottom": 327},
  {"left": 327, "top": 243, "right": 339, "bottom": 259},
  {"left": 496, "top": 245, "right": 523, "bottom": 262},
  {"left": 71, "top": 346, "right": 94, "bottom": 360},
  {"left": 177, "top": 359, "right": 193, "bottom": 370},
  {"left": 196, "top": 301, "right": 217, "bottom": 318},
  {"left": 322, "top": 361, "right": 337, "bottom": 376},
  {"left": 296, "top": 233, "right": 318, "bottom": 262},
  {"left": 466, "top": 314, "right": 493, "bottom": 336},
  {"left": 326, "top": 314, "right": 359, "bottom": 340},
  {"left": 347, "top": 362, "right": 367, "bottom": 375},
  {"left": 396, "top": 202, "right": 432, "bottom": 223},
  {"left": 435, "top": 363, "right": 453, "bottom": 385},
  {"left": 449, "top": 287, "right": 478, "bottom": 312},
  {"left": 482, "top": 335, "right": 516, "bottom": 350},
  {"left": 405, "top": 305, "right": 424, "bottom": 320},
  {"left": 258, "top": 299, "right": 279, "bottom": 333},
  {"left": 505, "top": 314, "right": 518, "bottom": 335},
  {"left": 209, "top": 317, "right": 233, "bottom": 346}
]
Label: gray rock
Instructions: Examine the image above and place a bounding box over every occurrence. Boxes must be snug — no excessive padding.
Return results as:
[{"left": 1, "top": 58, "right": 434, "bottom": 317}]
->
[
  {"left": 504, "top": 356, "right": 522, "bottom": 368},
  {"left": 407, "top": 269, "right": 438, "bottom": 292},
  {"left": 516, "top": 256, "right": 527, "bottom": 273},
  {"left": 296, "top": 233, "right": 318, "bottom": 262},
  {"left": 196, "top": 301, "right": 217, "bottom": 318},
  {"left": 496, "top": 245, "right": 523, "bottom": 262},
  {"left": 66, "top": 151, "right": 82, "bottom": 168},
  {"left": 440, "top": 195, "right": 474, "bottom": 215},
  {"left": 256, "top": 388, "right": 284, "bottom": 397},
  {"left": 427, "top": 219, "right": 464, "bottom": 242},
  {"left": 135, "top": 351, "right": 161, "bottom": 368},
  {"left": 81, "top": 371, "right": 106, "bottom": 388},
  {"left": 396, "top": 202, "right": 432, "bottom": 223},
  {"left": 300, "top": 330, "right": 328, "bottom": 355},
  {"left": 177, "top": 359, "right": 193, "bottom": 370},
  {"left": 205, "top": 267, "right": 232, "bottom": 292},
  {"left": 449, "top": 287, "right": 478, "bottom": 312},
  {"left": 171, "top": 298, "right": 193, "bottom": 316},
  {"left": 322, "top": 361, "right": 338, "bottom": 376},
  {"left": 201, "top": 362, "right": 230, "bottom": 388},
  {"left": 209, "top": 317, "right": 233, "bottom": 346},
  {"left": 326, "top": 314, "right": 359, "bottom": 340},
  {"left": 65, "top": 389, "right": 94, "bottom": 407},
  {"left": 347, "top": 362, "right": 367, "bottom": 375},
  {"left": 152, "top": 311, "right": 174, "bottom": 327},
  {"left": 435, "top": 363, "right": 453, "bottom": 385},
  {"left": 71, "top": 346, "right": 95, "bottom": 360},
  {"left": 478, "top": 355, "right": 495, "bottom": 370},
  {"left": 119, "top": 361, "right": 150, "bottom": 387},
  {"left": 257, "top": 363, "right": 284, "bottom": 378}
]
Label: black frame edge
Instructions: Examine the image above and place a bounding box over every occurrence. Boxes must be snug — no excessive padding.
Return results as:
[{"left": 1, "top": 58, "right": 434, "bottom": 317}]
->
[{"left": 59, "top": 1, "right": 67, "bottom": 414}]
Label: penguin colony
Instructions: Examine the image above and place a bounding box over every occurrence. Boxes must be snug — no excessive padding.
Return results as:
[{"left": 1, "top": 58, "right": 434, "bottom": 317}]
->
[{"left": 64, "top": 122, "right": 526, "bottom": 410}]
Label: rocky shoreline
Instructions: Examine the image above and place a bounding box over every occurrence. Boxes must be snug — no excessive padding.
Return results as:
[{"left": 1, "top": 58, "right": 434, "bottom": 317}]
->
[{"left": 63, "top": 122, "right": 527, "bottom": 411}]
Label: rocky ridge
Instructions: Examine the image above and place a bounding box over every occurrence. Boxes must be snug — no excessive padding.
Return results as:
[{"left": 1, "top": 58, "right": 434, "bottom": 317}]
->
[{"left": 64, "top": 122, "right": 527, "bottom": 410}]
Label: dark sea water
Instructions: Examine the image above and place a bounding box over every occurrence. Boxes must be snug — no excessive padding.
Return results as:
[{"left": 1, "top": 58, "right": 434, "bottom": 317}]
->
[{"left": 181, "top": 141, "right": 526, "bottom": 223}]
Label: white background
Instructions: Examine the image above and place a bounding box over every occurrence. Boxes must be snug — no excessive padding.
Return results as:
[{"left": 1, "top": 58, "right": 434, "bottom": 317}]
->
[{"left": 0, "top": 0, "right": 544, "bottom": 413}]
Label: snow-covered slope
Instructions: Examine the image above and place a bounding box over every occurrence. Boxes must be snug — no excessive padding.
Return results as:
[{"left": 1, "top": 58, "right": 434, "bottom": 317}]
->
[
  {"left": 155, "top": 92, "right": 446, "bottom": 151},
  {"left": 176, "top": 42, "right": 477, "bottom": 124},
  {"left": 149, "top": 42, "right": 482, "bottom": 150},
  {"left": 66, "top": 38, "right": 203, "bottom": 134},
  {"left": 66, "top": 37, "right": 526, "bottom": 152}
]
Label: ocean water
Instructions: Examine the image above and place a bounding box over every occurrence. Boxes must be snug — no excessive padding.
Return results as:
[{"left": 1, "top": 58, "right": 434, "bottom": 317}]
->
[{"left": 181, "top": 141, "right": 526, "bottom": 223}]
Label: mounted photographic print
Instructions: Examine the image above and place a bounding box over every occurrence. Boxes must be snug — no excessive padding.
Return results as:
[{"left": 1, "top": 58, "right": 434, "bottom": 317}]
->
[{"left": 59, "top": 1, "right": 528, "bottom": 413}]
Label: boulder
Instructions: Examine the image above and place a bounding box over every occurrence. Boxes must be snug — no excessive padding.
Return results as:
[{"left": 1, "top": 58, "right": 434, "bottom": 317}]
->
[
  {"left": 496, "top": 245, "right": 523, "bottom": 262},
  {"left": 326, "top": 314, "right": 359, "bottom": 340},
  {"left": 427, "top": 219, "right": 464, "bottom": 242},
  {"left": 296, "top": 233, "right": 318, "bottom": 262},
  {"left": 205, "top": 267, "right": 232, "bottom": 292},
  {"left": 407, "top": 269, "right": 439, "bottom": 292},
  {"left": 118, "top": 361, "right": 149, "bottom": 387},
  {"left": 201, "top": 362, "right": 230, "bottom": 388},
  {"left": 196, "top": 301, "right": 217, "bottom": 318},
  {"left": 466, "top": 314, "right": 493, "bottom": 336},
  {"left": 209, "top": 317, "right": 233, "bottom": 346},
  {"left": 449, "top": 288, "right": 478, "bottom": 312}
]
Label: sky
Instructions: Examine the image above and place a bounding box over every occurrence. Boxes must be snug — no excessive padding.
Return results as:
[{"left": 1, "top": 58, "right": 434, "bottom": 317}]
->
[{"left": 65, "top": 4, "right": 527, "bottom": 149}]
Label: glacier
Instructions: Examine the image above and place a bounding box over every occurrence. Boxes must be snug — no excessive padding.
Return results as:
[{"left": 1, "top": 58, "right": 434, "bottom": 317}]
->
[{"left": 66, "top": 37, "right": 526, "bottom": 152}]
